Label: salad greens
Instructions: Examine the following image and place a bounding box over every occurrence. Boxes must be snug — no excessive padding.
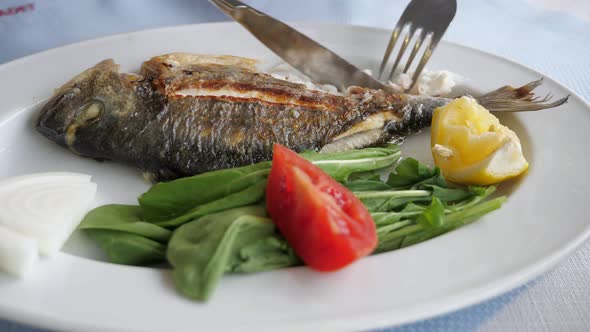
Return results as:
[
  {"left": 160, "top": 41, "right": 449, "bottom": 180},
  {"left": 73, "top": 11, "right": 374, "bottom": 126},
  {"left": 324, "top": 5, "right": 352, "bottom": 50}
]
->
[
  {"left": 84, "top": 229, "right": 167, "bottom": 265},
  {"left": 79, "top": 205, "right": 172, "bottom": 242},
  {"left": 167, "top": 206, "right": 299, "bottom": 301},
  {"left": 139, "top": 145, "right": 401, "bottom": 224},
  {"left": 356, "top": 189, "right": 432, "bottom": 212},
  {"left": 155, "top": 180, "right": 268, "bottom": 228},
  {"left": 139, "top": 162, "right": 272, "bottom": 223},
  {"left": 386, "top": 157, "right": 440, "bottom": 188},
  {"left": 299, "top": 145, "right": 402, "bottom": 182},
  {"left": 79, "top": 145, "right": 506, "bottom": 301},
  {"left": 79, "top": 205, "right": 171, "bottom": 265}
]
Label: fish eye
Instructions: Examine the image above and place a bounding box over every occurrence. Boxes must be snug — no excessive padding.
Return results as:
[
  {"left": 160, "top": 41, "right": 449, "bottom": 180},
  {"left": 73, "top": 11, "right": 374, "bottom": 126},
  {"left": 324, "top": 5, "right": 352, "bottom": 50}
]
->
[{"left": 75, "top": 101, "right": 104, "bottom": 125}]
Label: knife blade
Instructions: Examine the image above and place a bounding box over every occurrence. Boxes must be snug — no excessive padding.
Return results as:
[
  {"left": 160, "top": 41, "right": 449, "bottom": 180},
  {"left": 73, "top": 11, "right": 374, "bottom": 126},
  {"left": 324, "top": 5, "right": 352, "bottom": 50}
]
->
[{"left": 209, "top": 0, "right": 387, "bottom": 91}]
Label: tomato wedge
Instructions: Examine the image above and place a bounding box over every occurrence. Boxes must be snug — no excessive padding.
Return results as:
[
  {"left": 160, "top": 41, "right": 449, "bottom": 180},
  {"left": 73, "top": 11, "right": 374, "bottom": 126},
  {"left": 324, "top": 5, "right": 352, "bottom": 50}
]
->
[{"left": 266, "top": 144, "right": 377, "bottom": 272}]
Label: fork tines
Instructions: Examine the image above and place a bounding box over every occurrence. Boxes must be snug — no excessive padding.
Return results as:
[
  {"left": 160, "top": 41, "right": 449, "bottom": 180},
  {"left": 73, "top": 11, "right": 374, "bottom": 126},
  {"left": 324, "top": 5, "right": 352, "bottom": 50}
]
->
[
  {"left": 378, "top": 0, "right": 456, "bottom": 92},
  {"left": 379, "top": 24, "right": 433, "bottom": 85}
]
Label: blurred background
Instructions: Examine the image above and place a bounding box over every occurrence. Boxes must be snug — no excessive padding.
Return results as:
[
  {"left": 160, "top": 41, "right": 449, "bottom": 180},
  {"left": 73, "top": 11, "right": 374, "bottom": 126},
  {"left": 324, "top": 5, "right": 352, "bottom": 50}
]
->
[
  {"left": 1, "top": 0, "right": 589, "bottom": 331},
  {"left": 1, "top": 0, "right": 589, "bottom": 97}
]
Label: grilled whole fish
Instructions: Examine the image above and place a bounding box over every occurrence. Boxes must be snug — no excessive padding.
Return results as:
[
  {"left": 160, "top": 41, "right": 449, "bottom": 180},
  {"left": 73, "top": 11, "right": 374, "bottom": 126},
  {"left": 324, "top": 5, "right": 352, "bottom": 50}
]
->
[{"left": 36, "top": 54, "right": 567, "bottom": 181}]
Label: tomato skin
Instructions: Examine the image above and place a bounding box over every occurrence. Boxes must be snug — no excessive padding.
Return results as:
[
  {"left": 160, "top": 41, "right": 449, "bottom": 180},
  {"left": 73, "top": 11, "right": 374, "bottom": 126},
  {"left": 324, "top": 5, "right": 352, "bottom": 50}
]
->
[{"left": 266, "top": 144, "right": 377, "bottom": 272}]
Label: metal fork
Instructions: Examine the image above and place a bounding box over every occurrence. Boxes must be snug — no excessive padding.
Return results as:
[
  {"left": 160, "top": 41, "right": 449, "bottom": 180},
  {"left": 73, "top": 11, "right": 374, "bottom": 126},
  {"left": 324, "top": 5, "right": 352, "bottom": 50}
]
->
[{"left": 379, "top": 0, "right": 456, "bottom": 91}]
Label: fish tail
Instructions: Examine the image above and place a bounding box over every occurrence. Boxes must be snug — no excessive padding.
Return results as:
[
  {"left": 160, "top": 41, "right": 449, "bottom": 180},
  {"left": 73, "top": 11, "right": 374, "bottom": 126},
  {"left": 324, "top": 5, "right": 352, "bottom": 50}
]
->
[
  {"left": 384, "top": 95, "right": 448, "bottom": 135},
  {"left": 475, "top": 78, "right": 569, "bottom": 112},
  {"left": 383, "top": 78, "right": 568, "bottom": 139}
]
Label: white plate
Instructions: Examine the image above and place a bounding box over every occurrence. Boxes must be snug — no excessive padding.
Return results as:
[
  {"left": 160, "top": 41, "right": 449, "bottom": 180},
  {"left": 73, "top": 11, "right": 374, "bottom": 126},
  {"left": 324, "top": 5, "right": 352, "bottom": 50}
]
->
[{"left": 0, "top": 23, "right": 588, "bottom": 332}]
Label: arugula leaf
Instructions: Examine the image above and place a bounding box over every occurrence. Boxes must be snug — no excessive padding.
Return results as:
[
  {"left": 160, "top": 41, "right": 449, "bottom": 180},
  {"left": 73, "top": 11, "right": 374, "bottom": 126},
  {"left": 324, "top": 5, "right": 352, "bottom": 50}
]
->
[
  {"left": 420, "top": 184, "right": 474, "bottom": 202},
  {"left": 355, "top": 190, "right": 432, "bottom": 212},
  {"left": 387, "top": 158, "right": 439, "bottom": 188},
  {"left": 374, "top": 224, "right": 423, "bottom": 253},
  {"left": 371, "top": 211, "right": 421, "bottom": 226},
  {"left": 400, "top": 202, "right": 428, "bottom": 213},
  {"left": 399, "top": 197, "right": 506, "bottom": 248},
  {"left": 345, "top": 179, "right": 392, "bottom": 192},
  {"left": 301, "top": 144, "right": 401, "bottom": 182},
  {"left": 375, "top": 196, "right": 506, "bottom": 253},
  {"left": 445, "top": 186, "right": 496, "bottom": 211},
  {"left": 347, "top": 171, "right": 383, "bottom": 181},
  {"left": 416, "top": 197, "right": 445, "bottom": 228}
]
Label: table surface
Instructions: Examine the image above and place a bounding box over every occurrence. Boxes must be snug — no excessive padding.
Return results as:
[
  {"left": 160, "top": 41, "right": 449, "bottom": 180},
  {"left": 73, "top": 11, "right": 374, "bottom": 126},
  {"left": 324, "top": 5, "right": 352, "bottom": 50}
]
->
[{"left": 1, "top": 0, "right": 589, "bottom": 331}]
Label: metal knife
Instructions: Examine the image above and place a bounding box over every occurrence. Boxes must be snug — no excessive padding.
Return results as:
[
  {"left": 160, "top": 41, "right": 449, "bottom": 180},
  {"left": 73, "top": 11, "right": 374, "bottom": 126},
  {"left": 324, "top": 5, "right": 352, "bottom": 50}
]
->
[{"left": 209, "top": 0, "right": 387, "bottom": 91}]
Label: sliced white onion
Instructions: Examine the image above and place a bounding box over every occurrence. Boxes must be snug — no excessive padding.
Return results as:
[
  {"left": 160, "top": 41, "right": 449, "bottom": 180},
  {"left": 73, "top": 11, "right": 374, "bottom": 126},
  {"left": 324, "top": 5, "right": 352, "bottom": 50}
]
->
[
  {"left": 0, "top": 172, "right": 91, "bottom": 187},
  {"left": 0, "top": 172, "right": 97, "bottom": 256},
  {"left": 0, "top": 225, "right": 38, "bottom": 277}
]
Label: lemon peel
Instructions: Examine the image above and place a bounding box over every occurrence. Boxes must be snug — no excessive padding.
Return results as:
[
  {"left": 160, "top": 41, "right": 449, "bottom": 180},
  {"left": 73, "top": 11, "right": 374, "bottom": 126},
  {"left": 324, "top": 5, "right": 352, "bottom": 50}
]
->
[{"left": 431, "top": 96, "right": 528, "bottom": 185}]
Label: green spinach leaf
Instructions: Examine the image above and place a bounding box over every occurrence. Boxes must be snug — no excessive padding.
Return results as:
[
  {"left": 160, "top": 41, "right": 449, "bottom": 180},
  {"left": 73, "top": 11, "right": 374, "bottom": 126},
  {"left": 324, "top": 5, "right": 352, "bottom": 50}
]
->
[
  {"left": 155, "top": 180, "right": 267, "bottom": 228},
  {"left": 79, "top": 205, "right": 172, "bottom": 242},
  {"left": 167, "top": 206, "right": 299, "bottom": 301},
  {"left": 140, "top": 145, "right": 401, "bottom": 224},
  {"left": 139, "top": 162, "right": 271, "bottom": 222},
  {"left": 84, "top": 229, "right": 166, "bottom": 265}
]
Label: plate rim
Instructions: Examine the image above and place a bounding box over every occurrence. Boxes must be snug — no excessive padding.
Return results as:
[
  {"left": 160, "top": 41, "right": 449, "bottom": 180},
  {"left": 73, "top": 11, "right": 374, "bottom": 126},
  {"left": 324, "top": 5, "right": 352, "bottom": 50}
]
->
[{"left": 0, "top": 21, "right": 589, "bottom": 332}]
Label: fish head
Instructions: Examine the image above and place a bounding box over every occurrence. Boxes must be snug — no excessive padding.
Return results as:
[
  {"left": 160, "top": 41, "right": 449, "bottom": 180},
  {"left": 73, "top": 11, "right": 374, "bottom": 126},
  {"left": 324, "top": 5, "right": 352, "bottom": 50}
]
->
[{"left": 36, "top": 59, "right": 134, "bottom": 147}]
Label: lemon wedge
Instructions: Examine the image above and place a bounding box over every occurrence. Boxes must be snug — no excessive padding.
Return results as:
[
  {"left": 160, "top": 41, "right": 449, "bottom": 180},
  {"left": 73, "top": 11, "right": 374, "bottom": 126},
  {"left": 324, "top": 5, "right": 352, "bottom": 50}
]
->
[{"left": 431, "top": 96, "right": 528, "bottom": 185}]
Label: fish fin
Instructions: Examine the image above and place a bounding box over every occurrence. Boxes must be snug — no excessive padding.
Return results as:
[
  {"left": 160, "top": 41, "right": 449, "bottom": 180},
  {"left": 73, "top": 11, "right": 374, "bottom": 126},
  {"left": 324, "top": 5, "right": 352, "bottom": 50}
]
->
[
  {"left": 141, "top": 168, "right": 181, "bottom": 183},
  {"left": 141, "top": 171, "right": 159, "bottom": 184},
  {"left": 476, "top": 78, "right": 569, "bottom": 112}
]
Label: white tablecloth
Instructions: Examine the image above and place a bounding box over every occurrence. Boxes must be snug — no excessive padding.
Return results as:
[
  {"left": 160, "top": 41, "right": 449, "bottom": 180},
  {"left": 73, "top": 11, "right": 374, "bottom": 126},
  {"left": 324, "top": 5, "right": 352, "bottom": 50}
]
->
[{"left": 0, "top": 0, "right": 589, "bottom": 331}]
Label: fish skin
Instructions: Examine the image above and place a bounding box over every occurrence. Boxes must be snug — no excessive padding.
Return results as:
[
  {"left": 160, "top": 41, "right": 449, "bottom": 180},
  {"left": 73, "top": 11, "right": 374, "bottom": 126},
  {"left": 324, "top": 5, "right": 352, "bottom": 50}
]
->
[{"left": 34, "top": 54, "right": 451, "bottom": 181}]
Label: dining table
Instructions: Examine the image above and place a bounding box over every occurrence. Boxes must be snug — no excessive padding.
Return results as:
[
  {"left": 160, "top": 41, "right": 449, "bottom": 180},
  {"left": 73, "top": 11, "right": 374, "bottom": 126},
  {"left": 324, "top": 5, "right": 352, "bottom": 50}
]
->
[{"left": 0, "top": 0, "right": 589, "bottom": 331}]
